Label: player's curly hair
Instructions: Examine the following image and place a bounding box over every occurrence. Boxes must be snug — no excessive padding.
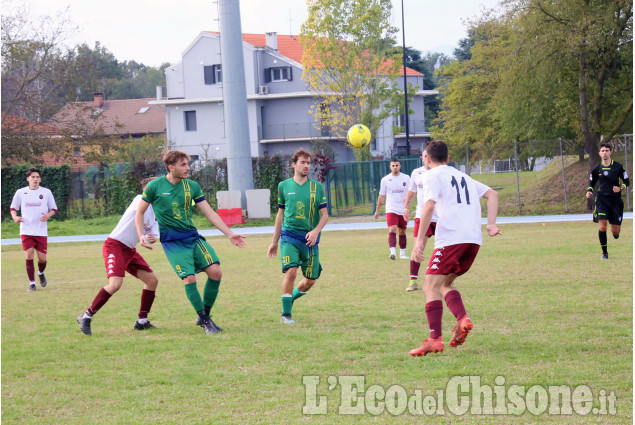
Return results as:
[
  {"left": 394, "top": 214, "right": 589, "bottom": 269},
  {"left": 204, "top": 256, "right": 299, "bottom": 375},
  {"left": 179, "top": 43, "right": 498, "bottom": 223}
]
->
[
  {"left": 163, "top": 150, "right": 191, "bottom": 171},
  {"left": 26, "top": 167, "right": 41, "bottom": 178},
  {"left": 291, "top": 148, "right": 312, "bottom": 164}
]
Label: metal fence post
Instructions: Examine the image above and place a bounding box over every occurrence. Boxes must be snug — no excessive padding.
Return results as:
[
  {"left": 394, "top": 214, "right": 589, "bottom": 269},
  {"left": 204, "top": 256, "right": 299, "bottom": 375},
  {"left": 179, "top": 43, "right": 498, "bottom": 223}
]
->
[
  {"left": 624, "top": 134, "right": 630, "bottom": 210},
  {"left": 559, "top": 137, "right": 569, "bottom": 213},
  {"left": 514, "top": 140, "right": 521, "bottom": 214},
  {"left": 465, "top": 141, "right": 470, "bottom": 175}
]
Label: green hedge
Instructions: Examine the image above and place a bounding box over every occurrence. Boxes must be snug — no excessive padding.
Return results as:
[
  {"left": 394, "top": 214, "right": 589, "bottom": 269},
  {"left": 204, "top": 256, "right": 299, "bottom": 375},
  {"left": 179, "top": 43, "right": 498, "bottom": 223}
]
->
[{"left": 1, "top": 164, "right": 72, "bottom": 221}]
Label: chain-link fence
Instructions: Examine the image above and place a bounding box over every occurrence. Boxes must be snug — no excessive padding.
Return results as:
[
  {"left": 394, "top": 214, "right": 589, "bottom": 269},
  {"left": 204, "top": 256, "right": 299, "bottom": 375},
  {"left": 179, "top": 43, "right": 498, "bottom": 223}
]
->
[{"left": 325, "top": 135, "right": 633, "bottom": 217}]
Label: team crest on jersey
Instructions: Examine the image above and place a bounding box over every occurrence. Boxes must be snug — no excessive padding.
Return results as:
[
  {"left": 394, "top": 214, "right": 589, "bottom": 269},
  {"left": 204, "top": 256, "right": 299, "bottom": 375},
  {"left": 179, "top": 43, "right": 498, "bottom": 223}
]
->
[
  {"left": 603, "top": 171, "right": 609, "bottom": 176},
  {"left": 39, "top": 195, "right": 43, "bottom": 199},
  {"left": 403, "top": 182, "right": 406, "bottom": 186}
]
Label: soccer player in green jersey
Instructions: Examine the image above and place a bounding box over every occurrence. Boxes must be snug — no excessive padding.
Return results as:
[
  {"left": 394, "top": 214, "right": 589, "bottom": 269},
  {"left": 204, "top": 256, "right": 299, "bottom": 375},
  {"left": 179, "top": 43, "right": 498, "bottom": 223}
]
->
[
  {"left": 267, "top": 149, "right": 328, "bottom": 324},
  {"left": 135, "top": 150, "right": 246, "bottom": 335}
]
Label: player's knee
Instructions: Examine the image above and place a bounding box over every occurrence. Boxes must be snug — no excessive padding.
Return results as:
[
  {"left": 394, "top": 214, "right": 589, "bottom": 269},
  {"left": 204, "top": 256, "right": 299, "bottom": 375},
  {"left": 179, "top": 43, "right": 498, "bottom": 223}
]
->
[
  {"left": 209, "top": 268, "right": 222, "bottom": 281},
  {"left": 285, "top": 267, "right": 298, "bottom": 280},
  {"left": 146, "top": 275, "right": 159, "bottom": 290}
]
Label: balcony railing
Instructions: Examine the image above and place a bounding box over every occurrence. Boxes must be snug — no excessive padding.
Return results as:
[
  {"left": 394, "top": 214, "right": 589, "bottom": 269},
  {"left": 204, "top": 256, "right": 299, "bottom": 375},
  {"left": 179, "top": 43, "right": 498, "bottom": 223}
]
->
[
  {"left": 391, "top": 119, "right": 427, "bottom": 135},
  {"left": 260, "top": 123, "right": 345, "bottom": 140}
]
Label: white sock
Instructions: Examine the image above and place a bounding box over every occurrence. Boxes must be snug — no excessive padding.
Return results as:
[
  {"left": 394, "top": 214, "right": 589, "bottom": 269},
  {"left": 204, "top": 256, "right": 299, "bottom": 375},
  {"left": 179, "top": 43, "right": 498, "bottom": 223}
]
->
[
  {"left": 29, "top": 281, "right": 36, "bottom": 285},
  {"left": 137, "top": 318, "right": 148, "bottom": 324},
  {"left": 83, "top": 312, "right": 92, "bottom": 319},
  {"left": 390, "top": 247, "right": 396, "bottom": 255},
  {"left": 38, "top": 271, "right": 44, "bottom": 275},
  {"left": 400, "top": 249, "right": 406, "bottom": 256}
]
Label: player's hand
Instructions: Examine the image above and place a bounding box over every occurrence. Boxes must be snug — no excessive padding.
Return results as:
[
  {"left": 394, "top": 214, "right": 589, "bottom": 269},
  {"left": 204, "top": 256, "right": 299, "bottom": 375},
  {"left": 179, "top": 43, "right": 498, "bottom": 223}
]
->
[
  {"left": 39, "top": 212, "right": 51, "bottom": 222},
  {"left": 305, "top": 230, "right": 319, "bottom": 247},
  {"left": 139, "top": 234, "right": 153, "bottom": 250},
  {"left": 403, "top": 208, "right": 409, "bottom": 221},
  {"left": 229, "top": 233, "right": 246, "bottom": 248},
  {"left": 146, "top": 234, "right": 157, "bottom": 244},
  {"left": 613, "top": 185, "right": 621, "bottom": 193},
  {"left": 413, "top": 245, "right": 425, "bottom": 263},
  {"left": 374, "top": 210, "right": 379, "bottom": 219},
  {"left": 586, "top": 191, "right": 592, "bottom": 199},
  {"left": 13, "top": 216, "right": 24, "bottom": 224},
  {"left": 486, "top": 224, "right": 501, "bottom": 237},
  {"left": 267, "top": 243, "right": 278, "bottom": 258}
]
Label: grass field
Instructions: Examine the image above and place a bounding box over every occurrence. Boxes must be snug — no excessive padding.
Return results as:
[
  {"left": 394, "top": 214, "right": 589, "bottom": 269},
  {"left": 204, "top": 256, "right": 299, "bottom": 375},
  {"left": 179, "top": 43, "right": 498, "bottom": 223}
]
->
[{"left": 1, "top": 221, "right": 632, "bottom": 424}]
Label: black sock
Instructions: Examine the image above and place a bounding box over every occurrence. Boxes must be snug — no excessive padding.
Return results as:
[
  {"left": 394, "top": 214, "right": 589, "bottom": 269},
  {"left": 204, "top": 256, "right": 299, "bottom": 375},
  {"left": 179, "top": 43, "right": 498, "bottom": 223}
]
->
[
  {"left": 204, "top": 305, "right": 211, "bottom": 317},
  {"left": 599, "top": 231, "right": 608, "bottom": 254},
  {"left": 613, "top": 233, "right": 619, "bottom": 240},
  {"left": 197, "top": 310, "right": 209, "bottom": 320}
]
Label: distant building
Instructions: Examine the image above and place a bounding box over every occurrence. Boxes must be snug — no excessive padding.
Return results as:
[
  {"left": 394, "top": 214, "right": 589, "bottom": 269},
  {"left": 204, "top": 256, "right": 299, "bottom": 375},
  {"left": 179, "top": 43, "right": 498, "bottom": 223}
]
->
[{"left": 150, "top": 32, "right": 437, "bottom": 162}]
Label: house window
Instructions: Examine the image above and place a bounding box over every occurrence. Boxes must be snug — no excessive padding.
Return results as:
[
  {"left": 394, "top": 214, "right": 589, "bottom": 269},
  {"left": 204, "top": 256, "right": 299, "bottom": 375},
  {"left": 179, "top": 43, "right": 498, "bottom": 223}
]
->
[
  {"left": 204, "top": 65, "right": 222, "bottom": 84},
  {"left": 184, "top": 110, "right": 197, "bottom": 131},
  {"left": 264, "top": 66, "right": 293, "bottom": 83},
  {"left": 73, "top": 147, "right": 81, "bottom": 156}
]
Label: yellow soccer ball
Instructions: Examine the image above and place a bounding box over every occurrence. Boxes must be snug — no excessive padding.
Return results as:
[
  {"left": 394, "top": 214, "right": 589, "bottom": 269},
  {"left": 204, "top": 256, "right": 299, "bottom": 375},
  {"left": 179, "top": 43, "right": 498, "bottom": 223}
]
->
[{"left": 347, "top": 124, "right": 371, "bottom": 148}]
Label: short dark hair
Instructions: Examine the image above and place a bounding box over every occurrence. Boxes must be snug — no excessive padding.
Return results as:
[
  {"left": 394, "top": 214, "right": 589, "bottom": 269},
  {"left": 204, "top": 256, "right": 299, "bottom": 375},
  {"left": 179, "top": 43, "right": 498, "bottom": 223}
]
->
[
  {"left": 599, "top": 143, "right": 613, "bottom": 152},
  {"left": 291, "top": 148, "right": 312, "bottom": 164},
  {"left": 390, "top": 158, "right": 400, "bottom": 164},
  {"left": 425, "top": 140, "right": 449, "bottom": 163},
  {"left": 26, "top": 167, "right": 41, "bottom": 178},
  {"left": 163, "top": 150, "right": 191, "bottom": 170}
]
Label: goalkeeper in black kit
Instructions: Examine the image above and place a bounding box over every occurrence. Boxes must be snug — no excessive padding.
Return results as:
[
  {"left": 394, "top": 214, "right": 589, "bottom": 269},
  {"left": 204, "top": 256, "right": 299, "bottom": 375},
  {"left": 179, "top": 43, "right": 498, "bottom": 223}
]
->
[{"left": 586, "top": 143, "right": 630, "bottom": 259}]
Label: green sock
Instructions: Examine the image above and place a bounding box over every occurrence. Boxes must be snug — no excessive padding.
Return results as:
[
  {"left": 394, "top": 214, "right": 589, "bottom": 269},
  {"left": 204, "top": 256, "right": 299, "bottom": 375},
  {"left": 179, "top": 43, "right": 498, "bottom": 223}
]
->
[
  {"left": 281, "top": 294, "right": 293, "bottom": 315},
  {"left": 292, "top": 287, "right": 307, "bottom": 302},
  {"left": 184, "top": 282, "right": 205, "bottom": 313},
  {"left": 203, "top": 278, "right": 221, "bottom": 314}
]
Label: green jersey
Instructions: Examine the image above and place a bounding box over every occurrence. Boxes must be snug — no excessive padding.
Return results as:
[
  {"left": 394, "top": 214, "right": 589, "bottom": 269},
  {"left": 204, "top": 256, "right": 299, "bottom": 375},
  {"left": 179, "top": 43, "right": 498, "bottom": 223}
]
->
[
  {"left": 142, "top": 175, "right": 206, "bottom": 242},
  {"left": 277, "top": 178, "right": 327, "bottom": 240}
]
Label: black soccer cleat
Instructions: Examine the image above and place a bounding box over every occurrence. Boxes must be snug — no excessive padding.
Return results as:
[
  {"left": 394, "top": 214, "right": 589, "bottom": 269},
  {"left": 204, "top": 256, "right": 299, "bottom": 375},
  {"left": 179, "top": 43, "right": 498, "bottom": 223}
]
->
[
  {"left": 200, "top": 318, "right": 220, "bottom": 335},
  {"left": 38, "top": 273, "right": 47, "bottom": 287},
  {"left": 77, "top": 314, "right": 92, "bottom": 336},
  {"left": 27, "top": 283, "right": 36, "bottom": 292},
  {"left": 133, "top": 320, "right": 156, "bottom": 331},
  {"left": 196, "top": 316, "right": 223, "bottom": 332},
  {"left": 601, "top": 254, "right": 609, "bottom": 260}
]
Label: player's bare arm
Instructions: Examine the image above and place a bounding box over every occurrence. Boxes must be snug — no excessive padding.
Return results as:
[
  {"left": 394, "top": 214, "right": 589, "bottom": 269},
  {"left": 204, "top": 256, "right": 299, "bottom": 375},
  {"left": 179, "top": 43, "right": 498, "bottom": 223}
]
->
[
  {"left": 413, "top": 200, "right": 435, "bottom": 262},
  {"left": 374, "top": 194, "right": 386, "bottom": 219},
  {"left": 403, "top": 190, "right": 415, "bottom": 220},
  {"left": 268, "top": 208, "right": 284, "bottom": 258},
  {"left": 135, "top": 199, "right": 153, "bottom": 249},
  {"left": 39, "top": 210, "right": 56, "bottom": 222},
  {"left": 305, "top": 207, "right": 329, "bottom": 247},
  {"left": 197, "top": 200, "right": 245, "bottom": 248},
  {"left": 11, "top": 210, "right": 24, "bottom": 223},
  {"left": 483, "top": 189, "right": 501, "bottom": 237}
]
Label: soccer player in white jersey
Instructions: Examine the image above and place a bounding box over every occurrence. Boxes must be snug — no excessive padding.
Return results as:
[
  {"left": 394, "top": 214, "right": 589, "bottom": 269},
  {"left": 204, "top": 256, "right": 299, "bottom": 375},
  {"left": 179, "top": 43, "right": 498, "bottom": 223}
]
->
[
  {"left": 374, "top": 159, "right": 411, "bottom": 259},
  {"left": 409, "top": 141, "right": 501, "bottom": 357},
  {"left": 77, "top": 177, "right": 160, "bottom": 336},
  {"left": 10, "top": 167, "right": 57, "bottom": 292},
  {"left": 403, "top": 149, "right": 439, "bottom": 292}
]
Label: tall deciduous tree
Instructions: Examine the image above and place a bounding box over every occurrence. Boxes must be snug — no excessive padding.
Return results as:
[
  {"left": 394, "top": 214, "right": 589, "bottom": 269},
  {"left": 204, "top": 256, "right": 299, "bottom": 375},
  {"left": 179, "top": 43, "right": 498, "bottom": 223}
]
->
[{"left": 301, "top": 0, "right": 404, "bottom": 160}]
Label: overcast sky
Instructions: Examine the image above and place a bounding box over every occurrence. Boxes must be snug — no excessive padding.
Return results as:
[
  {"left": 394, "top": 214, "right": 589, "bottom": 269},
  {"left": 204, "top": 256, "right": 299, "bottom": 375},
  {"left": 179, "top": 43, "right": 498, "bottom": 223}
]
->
[{"left": 7, "top": 0, "right": 502, "bottom": 67}]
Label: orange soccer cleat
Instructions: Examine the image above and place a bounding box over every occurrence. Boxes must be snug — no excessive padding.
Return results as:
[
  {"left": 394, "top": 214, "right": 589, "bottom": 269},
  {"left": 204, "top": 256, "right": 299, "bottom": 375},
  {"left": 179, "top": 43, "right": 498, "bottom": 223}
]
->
[
  {"left": 449, "top": 316, "right": 473, "bottom": 347},
  {"left": 408, "top": 337, "right": 444, "bottom": 356}
]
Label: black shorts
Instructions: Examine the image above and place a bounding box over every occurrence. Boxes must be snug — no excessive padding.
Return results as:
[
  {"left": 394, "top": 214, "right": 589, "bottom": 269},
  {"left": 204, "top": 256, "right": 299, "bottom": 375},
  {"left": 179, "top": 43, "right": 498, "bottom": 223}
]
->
[{"left": 593, "top": 195, "right": 624, "bottom": 225}]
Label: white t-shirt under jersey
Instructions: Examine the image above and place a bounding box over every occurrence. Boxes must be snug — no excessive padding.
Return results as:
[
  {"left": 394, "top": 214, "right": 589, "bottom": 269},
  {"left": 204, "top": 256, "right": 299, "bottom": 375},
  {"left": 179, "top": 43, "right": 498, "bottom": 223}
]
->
[
  {"left": 378, "top": 172, "right": 411, "bottom": 214},
  {"left": 10, "top": 186, "right": 57, "bottom": 236},
  {"left": 408, "top": 166, "right": 439, "bottom": 223},
  {"left": 109, "top": 195, "right": 159, "bottom": 249},
  {"left": 420, "top": 165, "right": 491, "bottom": 248}
]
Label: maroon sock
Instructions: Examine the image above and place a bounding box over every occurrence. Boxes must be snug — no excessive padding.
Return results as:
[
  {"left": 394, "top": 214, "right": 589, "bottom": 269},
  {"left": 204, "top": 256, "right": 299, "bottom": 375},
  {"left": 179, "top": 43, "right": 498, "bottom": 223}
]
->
[
  {"left": 444, "top": 290, "right": 467, "bottom": 321},
  {"left": 26, "top": 260, "right": 35, "bottom": 281},
  {"left": 139, "top": 289, "right": 156, "bottom": 319},
  {"left": 425, "top": 300, "right": 443, "bottom": 339},
  {"left": 87, "top": 288, "right": 112, "bottom": 316},
  {"left": 399, "top": 234, "right": 407, "bottom": 249},
  {"left": 38, "top": 261, "right": 47, "bottom": 273},
  {"left": 409, "top": 261, "right": 421, "bottom": 279},
  {"left": 388, "top": 233, "right": 396, "bottom": 248}
]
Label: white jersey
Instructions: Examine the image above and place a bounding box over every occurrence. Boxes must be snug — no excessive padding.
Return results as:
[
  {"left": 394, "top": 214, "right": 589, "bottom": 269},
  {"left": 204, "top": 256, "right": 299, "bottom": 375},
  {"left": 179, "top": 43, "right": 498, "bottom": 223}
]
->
[
  {"left": 408, "top": 166, "right": 439, "bottom": 223},
  {"left": 378, "top": 172, "right": 410, "bottom": 214},
  {"left": 420, "top": 165, "right": 491, "bottom": 248},
  {"left": 109, "top": 195, "right": 159, "bottom": 249},
  {"left": 10, "top": 186, "right": 57, "bottom": 236}
]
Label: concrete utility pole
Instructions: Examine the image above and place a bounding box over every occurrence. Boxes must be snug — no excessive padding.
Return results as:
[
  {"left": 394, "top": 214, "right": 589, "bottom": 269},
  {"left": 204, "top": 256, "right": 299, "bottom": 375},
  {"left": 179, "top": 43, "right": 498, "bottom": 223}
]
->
[{"left": 219, "top": 0, "right": 254, "bottom": 208}]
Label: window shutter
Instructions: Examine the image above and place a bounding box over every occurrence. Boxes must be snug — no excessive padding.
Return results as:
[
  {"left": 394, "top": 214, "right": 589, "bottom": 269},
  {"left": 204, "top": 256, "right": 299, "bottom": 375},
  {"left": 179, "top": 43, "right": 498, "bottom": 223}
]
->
[
  {"left": 264, "top": 68, "right": 271, "bottom": 83},
  {"left": 287, "top": 67, "right": 293, "bottom": 81}
]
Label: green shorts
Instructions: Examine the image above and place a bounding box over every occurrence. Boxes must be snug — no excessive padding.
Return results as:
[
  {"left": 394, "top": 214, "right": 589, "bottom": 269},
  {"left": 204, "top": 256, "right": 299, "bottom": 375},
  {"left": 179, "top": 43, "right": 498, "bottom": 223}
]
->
[
  {"left": 162, "top": 236, "right": 220, "bottom": 279},
  {"left": 280, "top": 235, "right": 322, "bottom": 280}
]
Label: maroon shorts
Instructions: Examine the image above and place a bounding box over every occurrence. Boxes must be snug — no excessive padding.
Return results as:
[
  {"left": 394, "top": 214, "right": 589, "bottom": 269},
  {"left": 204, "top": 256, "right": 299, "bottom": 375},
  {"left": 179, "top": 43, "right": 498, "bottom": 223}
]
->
[
  {"left": 386, "top": 212, "right": 408, "bottom": 229},
  {"left": 21, "top": 235, "right": 47, "bottom": 253},
  {"left": 427, "top": 243, "right": 480, "bottom": 276},
  {"left": 414, "top": 219, "right": 436, "bottom": 238},
  {"left": 103, "top": 237, "right": 152, "bottom": 278}
]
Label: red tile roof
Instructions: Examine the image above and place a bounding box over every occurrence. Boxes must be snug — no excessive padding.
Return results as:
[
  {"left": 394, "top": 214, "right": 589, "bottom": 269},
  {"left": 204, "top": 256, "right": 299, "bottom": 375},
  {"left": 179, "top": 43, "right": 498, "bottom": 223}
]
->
[
  {"left": 1, "top": 113, "right": 60, "bottom": 135},
  {"left": 49, "top": 98, "right": 166, "bottom": 137},
  {"left": 206, "top": 32, "right": 423, "bottom": 76}
]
